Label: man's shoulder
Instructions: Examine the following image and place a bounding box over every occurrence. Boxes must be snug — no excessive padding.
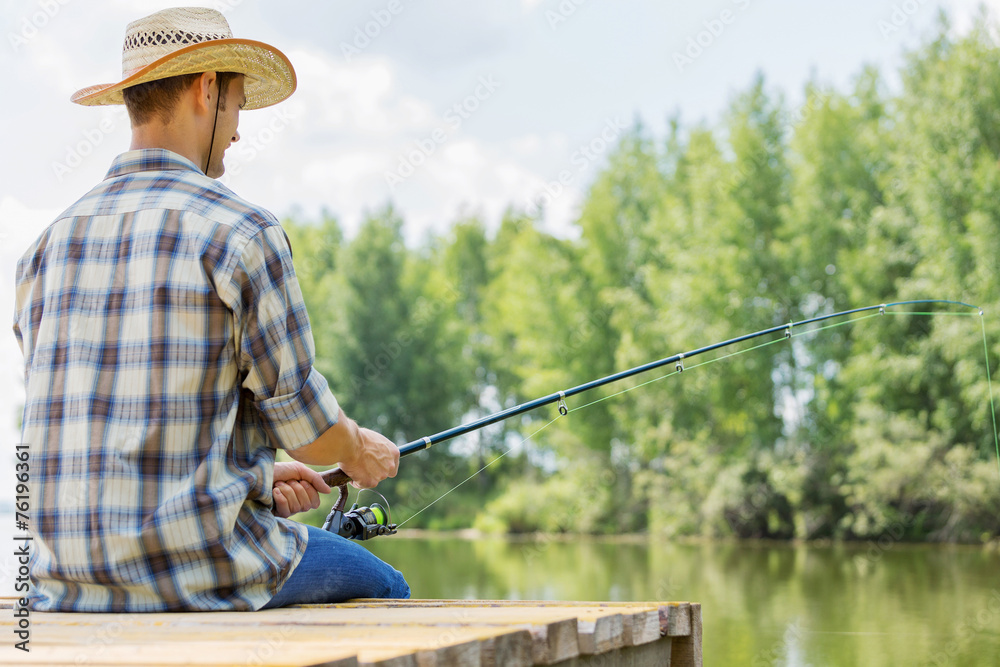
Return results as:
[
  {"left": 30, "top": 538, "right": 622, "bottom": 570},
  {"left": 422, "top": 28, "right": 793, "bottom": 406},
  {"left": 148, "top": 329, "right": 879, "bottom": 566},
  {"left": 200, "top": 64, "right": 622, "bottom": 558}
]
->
[
  {"left": 57, "top": 160, "right": 283, "bottom": 245},
  {"left": 189, "top": 176, "right": 283, "bottom": 242}
]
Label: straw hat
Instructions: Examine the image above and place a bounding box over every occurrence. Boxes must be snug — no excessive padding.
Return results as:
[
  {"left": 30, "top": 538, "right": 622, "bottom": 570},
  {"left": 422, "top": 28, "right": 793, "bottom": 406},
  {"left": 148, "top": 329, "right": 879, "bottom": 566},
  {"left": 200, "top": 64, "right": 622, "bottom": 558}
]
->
[{"left": 71, "top": 7, "right": 295, "bottom": 110}]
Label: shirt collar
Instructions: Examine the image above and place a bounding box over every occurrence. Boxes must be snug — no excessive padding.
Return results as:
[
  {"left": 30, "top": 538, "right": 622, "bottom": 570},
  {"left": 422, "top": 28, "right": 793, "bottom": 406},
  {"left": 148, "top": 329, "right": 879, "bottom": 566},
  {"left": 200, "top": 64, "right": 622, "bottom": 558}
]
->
[{"left": 105, "top": 149, "right": 205, "bottom": 180}]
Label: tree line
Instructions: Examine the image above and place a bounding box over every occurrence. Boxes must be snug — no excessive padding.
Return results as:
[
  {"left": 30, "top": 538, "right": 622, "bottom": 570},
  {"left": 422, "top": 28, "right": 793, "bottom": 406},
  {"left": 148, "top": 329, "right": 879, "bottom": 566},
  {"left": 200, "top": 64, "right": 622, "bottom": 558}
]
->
[{"left": 290, "top": 18, "right": 1000, "bottom": 543}]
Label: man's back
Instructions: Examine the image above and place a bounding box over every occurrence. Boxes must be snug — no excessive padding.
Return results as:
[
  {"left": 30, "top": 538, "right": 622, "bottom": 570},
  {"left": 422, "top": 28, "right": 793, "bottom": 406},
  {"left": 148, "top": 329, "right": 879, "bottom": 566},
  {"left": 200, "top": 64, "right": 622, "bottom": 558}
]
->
[{"left": 13, "top": 148, "right": 339, "bottom": 611}]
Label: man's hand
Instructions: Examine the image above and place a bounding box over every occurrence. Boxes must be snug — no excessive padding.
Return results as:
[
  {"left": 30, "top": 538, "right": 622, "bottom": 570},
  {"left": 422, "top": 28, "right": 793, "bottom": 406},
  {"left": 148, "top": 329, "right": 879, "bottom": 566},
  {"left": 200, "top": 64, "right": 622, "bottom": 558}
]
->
[
  {"left": 284, "top": 409, "right": 400, "bottom": 488},
  {"left": 339, "top": 427, "right": 400, "bottom": 489},
  {"left": 272, "top": 461, "right": 332, "bottom": 518}
]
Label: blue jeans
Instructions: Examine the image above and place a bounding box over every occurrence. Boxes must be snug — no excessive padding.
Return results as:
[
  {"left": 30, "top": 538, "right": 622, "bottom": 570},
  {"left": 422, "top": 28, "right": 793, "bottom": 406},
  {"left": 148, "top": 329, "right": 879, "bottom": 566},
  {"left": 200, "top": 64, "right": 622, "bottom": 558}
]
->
[{"left": 261, "top": 525, "right": 409, "bottom": 608}]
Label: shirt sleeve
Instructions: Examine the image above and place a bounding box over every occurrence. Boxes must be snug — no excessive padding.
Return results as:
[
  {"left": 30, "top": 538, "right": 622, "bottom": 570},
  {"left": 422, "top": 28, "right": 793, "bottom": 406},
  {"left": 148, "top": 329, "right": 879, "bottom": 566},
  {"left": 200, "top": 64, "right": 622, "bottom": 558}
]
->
[{"left": 236, "top": 224, "right": 340, "bottom": 451}]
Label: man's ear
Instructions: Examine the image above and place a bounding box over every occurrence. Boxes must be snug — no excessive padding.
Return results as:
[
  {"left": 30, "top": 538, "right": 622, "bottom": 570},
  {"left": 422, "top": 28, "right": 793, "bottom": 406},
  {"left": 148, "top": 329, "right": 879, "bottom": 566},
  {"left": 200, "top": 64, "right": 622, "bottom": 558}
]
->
[{"left": 192, "top": 71, "right": 218, "bottom": 115}]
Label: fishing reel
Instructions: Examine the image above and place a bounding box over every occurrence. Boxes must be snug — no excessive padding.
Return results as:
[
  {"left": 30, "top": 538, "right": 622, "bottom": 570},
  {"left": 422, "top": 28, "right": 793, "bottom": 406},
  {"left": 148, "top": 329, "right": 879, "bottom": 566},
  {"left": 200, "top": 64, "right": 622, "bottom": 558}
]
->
[{"left": 320, "top": 484, "right": 397, "bottom": 541}]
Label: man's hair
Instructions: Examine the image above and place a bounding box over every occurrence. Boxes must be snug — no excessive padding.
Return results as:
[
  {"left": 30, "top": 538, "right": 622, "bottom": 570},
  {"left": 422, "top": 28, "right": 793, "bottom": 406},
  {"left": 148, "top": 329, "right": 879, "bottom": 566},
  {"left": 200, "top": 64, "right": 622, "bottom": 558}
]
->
[{"left": 123, "top": 72, "right": 238, "bottom": 125}]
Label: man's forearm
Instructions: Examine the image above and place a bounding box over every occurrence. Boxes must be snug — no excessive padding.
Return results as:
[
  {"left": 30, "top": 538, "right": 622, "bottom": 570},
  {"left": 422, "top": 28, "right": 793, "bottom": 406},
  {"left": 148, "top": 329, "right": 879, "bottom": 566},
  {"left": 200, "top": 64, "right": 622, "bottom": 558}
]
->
[
  {"left": 286, "top": 408, "right": 360, "bottom": 466},
  {"left": 287, "top": 408, "right": 400, "bottom": 488}
]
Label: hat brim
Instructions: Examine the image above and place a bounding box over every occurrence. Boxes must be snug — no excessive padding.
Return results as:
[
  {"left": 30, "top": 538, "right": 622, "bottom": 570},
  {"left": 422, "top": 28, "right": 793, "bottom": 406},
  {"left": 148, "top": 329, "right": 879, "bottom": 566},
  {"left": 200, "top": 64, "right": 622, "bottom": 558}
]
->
[{"left": 71, "top": 38, "right": 296, "bottom": 111}]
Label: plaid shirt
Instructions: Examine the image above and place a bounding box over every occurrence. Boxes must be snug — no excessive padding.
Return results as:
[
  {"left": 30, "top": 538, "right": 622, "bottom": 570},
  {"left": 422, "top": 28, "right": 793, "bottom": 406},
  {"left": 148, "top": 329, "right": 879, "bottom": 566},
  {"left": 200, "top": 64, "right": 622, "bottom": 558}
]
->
[{"left": 13, "top": 149, "right": 340, "bottom": 612}]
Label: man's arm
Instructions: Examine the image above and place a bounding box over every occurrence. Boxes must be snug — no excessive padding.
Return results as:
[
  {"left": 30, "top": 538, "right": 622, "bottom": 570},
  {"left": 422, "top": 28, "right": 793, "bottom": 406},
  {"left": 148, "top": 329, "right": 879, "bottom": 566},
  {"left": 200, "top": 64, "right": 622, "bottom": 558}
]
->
[
  {"left": 285, "top": 408, "right": 400, "bottom": 489},
  {"left": 235, "top": 227, "right": 399, "bottom": 488}
]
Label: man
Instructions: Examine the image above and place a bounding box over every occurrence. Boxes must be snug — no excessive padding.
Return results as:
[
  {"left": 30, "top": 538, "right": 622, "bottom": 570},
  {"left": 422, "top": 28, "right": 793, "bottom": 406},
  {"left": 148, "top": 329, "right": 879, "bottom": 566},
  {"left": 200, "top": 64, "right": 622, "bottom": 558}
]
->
[{"left": 13, "top": 7, "right": 409, "bottom": 612}]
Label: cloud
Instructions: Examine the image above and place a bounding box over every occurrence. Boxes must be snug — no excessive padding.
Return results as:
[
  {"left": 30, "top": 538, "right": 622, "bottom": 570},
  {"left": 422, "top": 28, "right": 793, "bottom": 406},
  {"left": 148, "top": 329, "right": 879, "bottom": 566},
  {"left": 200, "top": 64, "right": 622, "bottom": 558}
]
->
[
  {"left": 289, "top": 50, "right": 436, "bottom": 137},
  {"left": 948, "top": 0, "right": 1000, "bottom": 31},
  {"left": 218, "top": 46, "right": 565, "bottom": 240},
  {"left": 341, "top": 0, "right": 524, "bottom": 70}
]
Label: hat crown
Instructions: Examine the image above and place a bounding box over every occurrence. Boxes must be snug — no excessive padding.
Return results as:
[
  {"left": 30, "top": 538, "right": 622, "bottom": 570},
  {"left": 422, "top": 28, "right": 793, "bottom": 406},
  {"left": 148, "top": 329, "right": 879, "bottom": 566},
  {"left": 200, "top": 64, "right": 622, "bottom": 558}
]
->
[
  {"left": 73, "top": 6, "right": 295, "bottom": 110},
  {"left": 122, "top": 7, "right": 234, "bottom": 77}
]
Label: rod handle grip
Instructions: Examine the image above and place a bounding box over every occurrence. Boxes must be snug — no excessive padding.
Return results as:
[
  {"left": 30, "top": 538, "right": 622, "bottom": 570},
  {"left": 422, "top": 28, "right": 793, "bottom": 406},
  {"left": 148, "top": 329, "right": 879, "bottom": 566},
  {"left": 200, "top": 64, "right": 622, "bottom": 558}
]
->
[{"left": 319, "top": 467, "right": 352, "bottom": 488}]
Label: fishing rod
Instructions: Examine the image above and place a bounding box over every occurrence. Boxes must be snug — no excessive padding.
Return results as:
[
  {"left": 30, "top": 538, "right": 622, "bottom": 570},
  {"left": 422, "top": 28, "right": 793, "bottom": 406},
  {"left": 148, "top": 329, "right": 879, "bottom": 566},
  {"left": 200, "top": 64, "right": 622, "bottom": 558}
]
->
[{"left": 318, "top": 299, "right": 992, "bottom": 540}]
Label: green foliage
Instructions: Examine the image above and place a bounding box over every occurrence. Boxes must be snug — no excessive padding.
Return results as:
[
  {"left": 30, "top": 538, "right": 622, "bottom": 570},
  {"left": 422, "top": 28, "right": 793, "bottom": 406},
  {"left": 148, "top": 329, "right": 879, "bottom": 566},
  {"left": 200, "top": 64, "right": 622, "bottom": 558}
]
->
[
  {"left": 285, "top": 16, "right": 1000, "bottom": 543},
  {"left": 473, "top": 457, "right": 618, "bottom": 534}
]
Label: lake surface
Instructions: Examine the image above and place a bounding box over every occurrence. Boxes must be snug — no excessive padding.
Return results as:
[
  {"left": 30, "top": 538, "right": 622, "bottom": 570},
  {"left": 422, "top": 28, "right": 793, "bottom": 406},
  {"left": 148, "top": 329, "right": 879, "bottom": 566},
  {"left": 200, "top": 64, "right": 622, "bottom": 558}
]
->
[{"left": 364, "top": 535, "right": 1000, "bottom": 666}]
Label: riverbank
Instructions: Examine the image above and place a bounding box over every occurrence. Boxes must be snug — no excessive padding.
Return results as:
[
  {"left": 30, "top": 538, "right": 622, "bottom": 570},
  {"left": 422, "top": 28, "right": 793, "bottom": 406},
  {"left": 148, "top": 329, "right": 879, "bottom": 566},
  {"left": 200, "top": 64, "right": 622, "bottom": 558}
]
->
[{"left": 387, "top": 527, "right": 1000, "bottom": 550}]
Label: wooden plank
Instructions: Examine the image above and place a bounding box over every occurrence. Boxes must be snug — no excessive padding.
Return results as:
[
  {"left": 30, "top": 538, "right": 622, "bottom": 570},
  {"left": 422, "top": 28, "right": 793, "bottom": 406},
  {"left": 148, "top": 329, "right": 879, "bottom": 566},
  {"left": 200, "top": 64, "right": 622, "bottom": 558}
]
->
[
  {"left": 664, "top": 602, "right": 691, "bottom": 637},
  {"left": 12, "top": 606, "right": 584, "bottom": 664},
  {"left": 575, "top": 614, "right": 624, "bottom": 655},
  {"left": 18, "top": 623, "right": 518, "bottom": 666},
  {"left": 12, "top": 605, "right": 592, "bottom": 627},
  {"left": 552, "top": 637, "right": 674, "bottom": 667},
  {"left": 356, "top": 654, "right": 415, "bottom": 667},
  {"left": 3, "top": 642, "right": 359, "bottom": 667},
  {"left": 337, "top": 601, "right": 664, "bottom": 648},
  {"left": 2, "top": 599, "right": 699, "bottom": 666},
  {"left": 6, "top": 610, "right": 555, "bottom": 666},
  {"left": 669, "top": 603, "right": 702, "bottom": 667},
  {"left": 413, "top": 638, "right": 480, "bottom": 667},
  {"left": 343, "top": 600, "right": 655, "bottom": 606},
  {"left": 478, "top": 630, "right": 533, "bottom": 667},
  {"left": 621, "top": 609, "right": 660, "bottom": 646},
  {"left": 522, "top": 617, "right": 578, "bottom": 665},
  {"left": 338, "top": 605, "right": 593, "bottom": 660}
]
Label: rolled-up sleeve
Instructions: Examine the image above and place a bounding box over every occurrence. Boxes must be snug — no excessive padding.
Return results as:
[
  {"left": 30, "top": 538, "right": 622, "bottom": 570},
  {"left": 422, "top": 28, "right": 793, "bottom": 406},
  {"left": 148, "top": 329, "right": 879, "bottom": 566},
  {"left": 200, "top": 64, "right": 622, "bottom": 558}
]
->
[{"left": 237, "top": 225, "right": 340, "bottom": 450}]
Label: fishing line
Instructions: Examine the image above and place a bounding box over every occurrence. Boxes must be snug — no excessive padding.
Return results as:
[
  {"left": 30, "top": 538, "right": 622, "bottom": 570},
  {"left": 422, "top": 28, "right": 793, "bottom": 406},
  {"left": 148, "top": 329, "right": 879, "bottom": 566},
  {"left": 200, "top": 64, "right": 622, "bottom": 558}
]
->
[
  {"left": 392, "top": 301, "right": 1000, "bottom": 524},
  {"left": 391, "top": 300, "right": 985, "bottom": 460},
  {"left": 568, "top": 306, "right": 999, "bottom": 481},
  {"left": 396, "top": 414, "right": 564, "bottom": 528},
  {"left": 980, "top": 310, "right": 1000, "bottom": 481},
  {"left": 569, "top": 312, "right": 881, "bottom": 414}
]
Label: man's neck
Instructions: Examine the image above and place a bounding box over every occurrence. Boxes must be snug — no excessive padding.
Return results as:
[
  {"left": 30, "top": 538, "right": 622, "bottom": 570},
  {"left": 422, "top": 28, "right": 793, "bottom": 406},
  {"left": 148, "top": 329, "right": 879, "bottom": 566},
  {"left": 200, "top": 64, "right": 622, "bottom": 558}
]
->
[{"left": 130, "top": 117, "right": 207, "bottom": 173}]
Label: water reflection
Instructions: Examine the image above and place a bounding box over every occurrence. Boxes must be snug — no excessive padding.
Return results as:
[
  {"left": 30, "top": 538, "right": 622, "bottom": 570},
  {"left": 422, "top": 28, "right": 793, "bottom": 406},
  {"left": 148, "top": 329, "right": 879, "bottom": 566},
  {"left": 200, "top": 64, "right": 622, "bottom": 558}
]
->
[{"left": 364, "top": 536, "right": 1000, "bottom": 666}]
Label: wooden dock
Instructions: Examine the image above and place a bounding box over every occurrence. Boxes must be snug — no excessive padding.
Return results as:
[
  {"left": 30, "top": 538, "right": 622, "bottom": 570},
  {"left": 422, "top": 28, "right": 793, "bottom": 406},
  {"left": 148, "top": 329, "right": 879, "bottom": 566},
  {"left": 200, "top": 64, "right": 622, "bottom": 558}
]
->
[{"left": 0, "top": 597, "right": 701, "bottom": 666}]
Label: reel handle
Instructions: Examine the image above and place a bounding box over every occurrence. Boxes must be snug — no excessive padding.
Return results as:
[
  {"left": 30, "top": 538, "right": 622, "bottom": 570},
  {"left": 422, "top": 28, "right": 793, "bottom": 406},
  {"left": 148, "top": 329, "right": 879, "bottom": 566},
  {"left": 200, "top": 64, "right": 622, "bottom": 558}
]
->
[{"left": 320, "top": 467, "right": 351, "bottom": 489}]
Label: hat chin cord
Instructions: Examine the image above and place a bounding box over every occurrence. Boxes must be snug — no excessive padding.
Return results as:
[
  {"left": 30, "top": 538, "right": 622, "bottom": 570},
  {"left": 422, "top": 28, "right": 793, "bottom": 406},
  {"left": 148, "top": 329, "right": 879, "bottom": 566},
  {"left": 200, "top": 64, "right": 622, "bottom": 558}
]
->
[{"left": 203, "top": 79, "right": 222, "bottom": 176}]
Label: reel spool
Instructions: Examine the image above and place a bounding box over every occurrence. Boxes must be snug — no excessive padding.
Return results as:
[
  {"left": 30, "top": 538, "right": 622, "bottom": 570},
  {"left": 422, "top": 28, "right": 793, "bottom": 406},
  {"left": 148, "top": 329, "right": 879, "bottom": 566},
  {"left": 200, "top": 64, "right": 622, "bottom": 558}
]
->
[{"left": 321, "top": 484, "right": 398, "bottom": 540}]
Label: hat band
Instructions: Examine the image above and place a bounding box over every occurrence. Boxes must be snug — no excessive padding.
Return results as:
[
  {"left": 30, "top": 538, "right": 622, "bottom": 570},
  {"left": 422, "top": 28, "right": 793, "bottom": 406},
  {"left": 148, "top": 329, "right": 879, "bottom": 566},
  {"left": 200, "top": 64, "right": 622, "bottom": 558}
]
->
[
  {"left": 122, "top": 28, "right": 233, "bottom": 79},
  {"left": 123, "top": 29, "right": 230, "bottom": 51}
]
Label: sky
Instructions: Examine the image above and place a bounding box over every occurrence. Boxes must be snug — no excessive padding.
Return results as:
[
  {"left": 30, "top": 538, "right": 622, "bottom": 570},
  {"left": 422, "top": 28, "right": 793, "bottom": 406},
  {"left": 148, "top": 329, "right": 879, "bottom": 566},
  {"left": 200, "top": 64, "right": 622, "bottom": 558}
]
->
[{"left": 0, "top": 0, "right": 998, "bottom": 583}]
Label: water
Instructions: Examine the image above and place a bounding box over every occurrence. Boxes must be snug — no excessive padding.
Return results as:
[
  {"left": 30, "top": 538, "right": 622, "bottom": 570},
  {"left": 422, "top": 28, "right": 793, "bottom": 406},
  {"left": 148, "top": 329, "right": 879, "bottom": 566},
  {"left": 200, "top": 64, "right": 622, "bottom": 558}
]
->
[{"left": 364, "top": 535, "right": 1000, "bottom": 666}]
